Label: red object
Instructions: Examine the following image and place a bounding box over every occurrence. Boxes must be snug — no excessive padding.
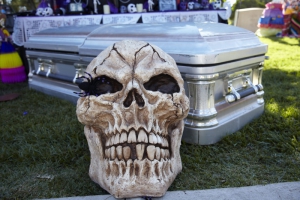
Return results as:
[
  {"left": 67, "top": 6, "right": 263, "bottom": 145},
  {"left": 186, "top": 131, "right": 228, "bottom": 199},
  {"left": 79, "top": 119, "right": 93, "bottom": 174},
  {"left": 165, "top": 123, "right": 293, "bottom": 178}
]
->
[
  {"left": 258, "top": 23, "right": 284, "bottom": 29},
  {"left": 0, "top": 93, "right": 20, "bottom": 102}
]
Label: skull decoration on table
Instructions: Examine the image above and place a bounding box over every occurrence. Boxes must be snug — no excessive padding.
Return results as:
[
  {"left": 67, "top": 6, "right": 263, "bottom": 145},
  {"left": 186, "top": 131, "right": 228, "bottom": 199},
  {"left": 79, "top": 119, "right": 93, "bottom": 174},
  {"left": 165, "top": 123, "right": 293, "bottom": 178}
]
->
[
  {"left": 212, "top": 0, "right": 222, "bottom": 9},
  {"left": 187, "top": 2, "right": 195, "bottom": 10},
  {"left": 76, "top": 40, "right": 189, "bottom": 198},
  {"left": 35, "top": 0, "right": 53, "bottom": 16},
  {"left": 127, "top": 3, "right": 137, "bottom": 13},
  {"left": 36, "top": 7, "right": 44, "bottom": 16},
  {"left": 42, "top": 7, "right": 53, "bottom": 16}
]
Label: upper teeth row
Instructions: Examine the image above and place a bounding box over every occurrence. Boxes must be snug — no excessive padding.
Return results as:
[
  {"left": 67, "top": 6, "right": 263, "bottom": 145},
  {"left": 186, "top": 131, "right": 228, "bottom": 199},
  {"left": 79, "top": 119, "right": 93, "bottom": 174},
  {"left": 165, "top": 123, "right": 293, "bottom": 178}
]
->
[{"left": 105, "top": 129, "right": 169, "bottom": 147}]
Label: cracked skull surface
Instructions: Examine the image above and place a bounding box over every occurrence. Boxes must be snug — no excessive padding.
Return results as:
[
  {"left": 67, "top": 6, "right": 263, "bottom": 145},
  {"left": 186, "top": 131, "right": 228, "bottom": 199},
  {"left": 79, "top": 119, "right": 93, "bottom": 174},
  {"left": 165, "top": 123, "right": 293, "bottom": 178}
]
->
[{"left": 76, "top": 40, "right": 189, "bottom": 198}]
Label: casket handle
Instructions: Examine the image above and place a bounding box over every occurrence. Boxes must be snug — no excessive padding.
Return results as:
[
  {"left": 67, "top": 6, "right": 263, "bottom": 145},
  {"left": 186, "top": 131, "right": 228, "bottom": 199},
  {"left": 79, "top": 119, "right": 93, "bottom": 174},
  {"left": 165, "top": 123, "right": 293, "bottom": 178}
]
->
[{"left": 225, "top": 84, "right": 263, "bottom": 103}]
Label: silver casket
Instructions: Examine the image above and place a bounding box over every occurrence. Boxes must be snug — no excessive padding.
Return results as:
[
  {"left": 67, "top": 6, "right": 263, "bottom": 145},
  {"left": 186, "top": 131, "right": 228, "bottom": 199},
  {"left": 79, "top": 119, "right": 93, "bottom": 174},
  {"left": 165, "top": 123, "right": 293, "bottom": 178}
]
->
[{"left": 24, "top": 22, "right": 267, "bottom": 145}]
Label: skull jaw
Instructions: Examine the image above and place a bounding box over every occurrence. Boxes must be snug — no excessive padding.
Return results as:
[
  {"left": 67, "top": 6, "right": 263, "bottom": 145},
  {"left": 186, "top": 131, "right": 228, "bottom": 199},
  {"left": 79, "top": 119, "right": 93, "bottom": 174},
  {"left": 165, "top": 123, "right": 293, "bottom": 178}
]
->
[
  {"left": 84, "top": 124, "right": 184, "bottom": 198},
  {"left": 90, "top": 162, "right": 180, "bottom": 198},
  {"left": 89, "top": 158, "right": 182, "bottom": 198}
]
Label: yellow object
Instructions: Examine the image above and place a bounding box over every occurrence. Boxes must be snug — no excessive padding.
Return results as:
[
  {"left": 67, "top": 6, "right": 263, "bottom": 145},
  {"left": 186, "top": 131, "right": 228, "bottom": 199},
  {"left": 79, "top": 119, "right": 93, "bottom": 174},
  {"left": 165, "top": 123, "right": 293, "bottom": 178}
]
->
[
  {"left": 0, "top": 52, "right": 23, "bottom": 69},
  {"left": 255, "top": 28, "right": 282, "bottom": 37},
  {"left": 285, "top": 7, "right": 294, "bottom": 15},
  {"left": 2, "top": 28, "right": 10, "bottom": 36}
]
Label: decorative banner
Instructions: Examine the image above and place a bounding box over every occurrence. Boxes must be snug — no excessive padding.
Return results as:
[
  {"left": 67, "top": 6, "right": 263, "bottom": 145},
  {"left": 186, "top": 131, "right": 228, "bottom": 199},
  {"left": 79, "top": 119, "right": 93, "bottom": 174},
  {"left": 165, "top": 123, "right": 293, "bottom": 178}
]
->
[
  {"left": 142, "top": 12, "right": 180, "bottom": 23},
  {"left": 102, "top": 13, "right": 141, "bottom": 24},
  {"left": 180, "top": 11, "right": 218, "bottom": 23},
  {"left": 23, "top": 16, "right": 65, "bottom": 44},
  {"left": 13, "top": 15, "right": 103, "bottom": 46},
  {"left": 63, "top": 15, "right": 103, "bottom": 26},
  {"left": 12, "top": 10, "right": 227, "bottom": 46},
  {"left": 12, "top": 18, "right": 25, "bottom": 47}
]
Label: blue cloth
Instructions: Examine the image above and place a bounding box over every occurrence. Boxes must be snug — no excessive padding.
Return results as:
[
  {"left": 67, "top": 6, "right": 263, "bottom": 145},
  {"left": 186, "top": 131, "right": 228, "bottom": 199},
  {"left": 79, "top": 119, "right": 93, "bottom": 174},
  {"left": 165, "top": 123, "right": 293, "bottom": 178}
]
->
[{"left": 0, "top": 41, "right": 16, "bottom": 54}]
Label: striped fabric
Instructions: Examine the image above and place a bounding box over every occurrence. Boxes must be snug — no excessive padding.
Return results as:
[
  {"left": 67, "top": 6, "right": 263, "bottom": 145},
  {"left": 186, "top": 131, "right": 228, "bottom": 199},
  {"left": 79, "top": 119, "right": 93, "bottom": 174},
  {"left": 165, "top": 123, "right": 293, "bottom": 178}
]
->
[
  {"left": 290, "top": 15, "right": 300, "bottom": 37},
  {"left": 0, "top": 28, "right": 27, "bottom": 83}
]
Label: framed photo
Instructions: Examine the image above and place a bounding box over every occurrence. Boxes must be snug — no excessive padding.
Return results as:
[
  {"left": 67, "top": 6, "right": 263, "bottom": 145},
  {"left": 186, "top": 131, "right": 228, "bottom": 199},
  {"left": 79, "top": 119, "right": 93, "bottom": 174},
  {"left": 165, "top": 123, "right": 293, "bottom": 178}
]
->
[
  {"left": 159, "top": 0, "right": 177, "bottom": 11},
  {"left": 69, "top": 3, "right": 83, "bottom": 12}
]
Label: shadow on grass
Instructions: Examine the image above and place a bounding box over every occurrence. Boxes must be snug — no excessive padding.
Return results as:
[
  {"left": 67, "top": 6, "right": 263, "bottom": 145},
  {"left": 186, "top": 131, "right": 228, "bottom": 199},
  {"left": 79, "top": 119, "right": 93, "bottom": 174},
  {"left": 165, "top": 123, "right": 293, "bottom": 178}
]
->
[
  {"left": 1, "top": 65, "right": 300, "bottom": 198},
  {"left": 169, "top": 67, "right": 300, "bottom": 191},
  {"left": 264, "top": 36, "right": 300, "bottom": 46},
  {"left": 0, "top": 82, "right": 109, "bottom": 199}
]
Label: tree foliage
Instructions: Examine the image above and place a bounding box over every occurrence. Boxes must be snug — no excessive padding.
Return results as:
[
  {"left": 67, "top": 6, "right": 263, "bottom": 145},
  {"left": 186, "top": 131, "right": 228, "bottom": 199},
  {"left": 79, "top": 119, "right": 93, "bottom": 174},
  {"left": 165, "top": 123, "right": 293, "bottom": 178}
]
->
[{"left": 230, "top": 0, "right": 269, "bottom": 22}]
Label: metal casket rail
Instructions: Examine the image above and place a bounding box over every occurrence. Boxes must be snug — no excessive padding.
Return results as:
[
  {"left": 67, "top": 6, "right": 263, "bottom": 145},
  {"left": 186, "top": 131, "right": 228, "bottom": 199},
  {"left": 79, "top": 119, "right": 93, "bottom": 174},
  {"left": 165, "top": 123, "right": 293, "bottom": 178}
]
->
[
  {"left": 25, "top": 25, "right": 100, "bottom": 104},
  {"left": 24, "top": 22, "right": 268, "bottom": 145}
]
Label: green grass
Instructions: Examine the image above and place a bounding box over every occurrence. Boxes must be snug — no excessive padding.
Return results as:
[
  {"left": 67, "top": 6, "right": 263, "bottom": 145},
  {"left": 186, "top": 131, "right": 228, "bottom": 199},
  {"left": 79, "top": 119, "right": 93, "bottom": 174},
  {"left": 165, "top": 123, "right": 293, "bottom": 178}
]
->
[{"left": 1, "top": 37, "right": 300, "bottom": 199}]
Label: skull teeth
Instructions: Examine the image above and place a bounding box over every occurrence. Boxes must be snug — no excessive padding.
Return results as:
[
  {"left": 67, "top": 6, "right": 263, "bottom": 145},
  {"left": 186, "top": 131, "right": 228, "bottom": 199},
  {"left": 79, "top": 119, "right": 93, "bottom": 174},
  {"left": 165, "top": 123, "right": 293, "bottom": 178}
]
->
[
  {"left": 110, "top": 146, "right": 116, "bottom": 160},
  {"left": 123, "top": 146, "right": 131, "bottom": 161},
  {"left": 120, "top": 132, "right": 127, "bottom": 143},
  {"left": 113, "top": 134, "right": 120, "bottom": 145},
  {"left": 146, "top": 145, "right": 155, "bottom": 161},
  {"left": 104, "top": 129, "right": 170, "bottom": 161},
  {"left": 106, "top": 129, "right": 169, "bottom": 147},
  {"left": 138, "top": 129, "right": 148, "bottom": 143},
  {"left": 128, "top": 130, "right": 136, "bottom": 143},
  {"left": 136, "top": 144, "right": 145, "bottom": 160},
  {"left": 155, "top": 147, "right": 161, "bottom": 160},
  {"left": 149, "top": 132, "right": 157, "bottom": 144},
  {"left": 104, "top": 158, "right": 174, "bottom": 183},
  {"left": 116, "top": 145, "right": 123, "bottom": 160},
  {"left": 106, "top": 144, "right": 170, "bottom": 161}
]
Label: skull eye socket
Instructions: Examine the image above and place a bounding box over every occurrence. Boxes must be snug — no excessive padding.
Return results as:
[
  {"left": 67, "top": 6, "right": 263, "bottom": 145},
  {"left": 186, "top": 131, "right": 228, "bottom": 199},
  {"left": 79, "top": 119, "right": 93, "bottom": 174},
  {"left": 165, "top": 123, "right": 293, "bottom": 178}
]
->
[
  {"left": 92, "top": 75, "right": 123, "bottom": 96},
  {"left": 77, "top": 75, "right": 122, "bottom": 96},
  {"left": 143, "top": 74, "right": 180, "bottom": 94}
]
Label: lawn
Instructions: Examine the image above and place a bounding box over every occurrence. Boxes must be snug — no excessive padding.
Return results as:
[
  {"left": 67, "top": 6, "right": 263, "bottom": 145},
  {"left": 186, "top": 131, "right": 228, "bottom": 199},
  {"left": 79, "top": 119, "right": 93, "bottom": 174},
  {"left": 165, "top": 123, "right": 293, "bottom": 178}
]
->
[{"left": 1, "top": 37, "right": 300, "bottom": 199}]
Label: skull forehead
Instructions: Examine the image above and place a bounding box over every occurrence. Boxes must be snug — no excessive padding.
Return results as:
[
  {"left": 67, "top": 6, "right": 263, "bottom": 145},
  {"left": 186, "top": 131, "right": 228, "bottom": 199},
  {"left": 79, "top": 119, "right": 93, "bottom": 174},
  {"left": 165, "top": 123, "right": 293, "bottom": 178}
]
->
[
  {"left": 85, "top": 40, "right": 143, "bottom": 81},
  {"left": 134, "top": 44, "right": 182, "bottom": 85},
  {"left": 86, "top": 40, "right": 182, "bottom": 84}
]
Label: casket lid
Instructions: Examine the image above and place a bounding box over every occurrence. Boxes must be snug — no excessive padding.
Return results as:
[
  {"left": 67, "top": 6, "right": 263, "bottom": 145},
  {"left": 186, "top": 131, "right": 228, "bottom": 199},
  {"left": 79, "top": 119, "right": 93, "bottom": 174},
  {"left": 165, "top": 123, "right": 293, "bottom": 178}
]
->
[
  {"left": 24, "top": 25, "right": 100, "bottom": 52},
  {"left": 79, "top": 22, "right": 267, "bottom": 65},
  {"left": 25, "top": 22, "right": 267, "bottom": 64}
]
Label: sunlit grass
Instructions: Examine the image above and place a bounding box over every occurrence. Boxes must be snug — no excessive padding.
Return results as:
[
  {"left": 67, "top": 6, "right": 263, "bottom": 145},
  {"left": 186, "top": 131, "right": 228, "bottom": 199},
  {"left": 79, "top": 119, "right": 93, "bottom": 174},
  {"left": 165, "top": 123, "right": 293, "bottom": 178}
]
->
[
  {"left": 265, "top": 101, "right": 280, "bottom": 113},
  {"left": 261, "top": 37, "right": 300, "bottom": 70},
  {"left": 1, "top": 36, "right": 300, "bottom": 199}
]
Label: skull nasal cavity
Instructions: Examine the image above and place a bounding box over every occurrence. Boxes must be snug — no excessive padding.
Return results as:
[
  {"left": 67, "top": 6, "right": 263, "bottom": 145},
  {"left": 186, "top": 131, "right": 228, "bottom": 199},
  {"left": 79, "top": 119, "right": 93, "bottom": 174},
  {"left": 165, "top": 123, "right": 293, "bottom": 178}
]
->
[{"left": 123, "top": 89, "right": 145, "bottom": 108}]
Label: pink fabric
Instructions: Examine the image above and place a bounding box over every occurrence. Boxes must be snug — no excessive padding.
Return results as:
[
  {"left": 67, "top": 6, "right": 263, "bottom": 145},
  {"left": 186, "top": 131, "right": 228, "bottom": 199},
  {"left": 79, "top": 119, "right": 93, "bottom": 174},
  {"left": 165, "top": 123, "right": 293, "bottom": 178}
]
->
[
  {"left": 263, "top": 8, "right": 283, "bottom": 18},
  {"left": 265, "top": 2, "right": 283, "bottom": 10}
]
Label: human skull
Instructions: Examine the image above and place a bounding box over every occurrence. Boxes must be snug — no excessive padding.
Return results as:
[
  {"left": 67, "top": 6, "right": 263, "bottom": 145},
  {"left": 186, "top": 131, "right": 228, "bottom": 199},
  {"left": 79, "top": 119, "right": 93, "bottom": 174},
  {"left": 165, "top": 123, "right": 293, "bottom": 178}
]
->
[
  {"left": 36, "top": 7, "right": 44, "bottom": 16},
  {"left": 213, "top": 0, "right": 222, "bottom": 9},
  {"left": 42, "top": 7, "right": 53, "bottom": 16},
  {"left": 187, "top": 2, "right": 195, "bottom": 10},
  {"left": 127, "top": 3, "right": 137, "bottom": 13},
  {"left": 76, "top": 40, "right": 189, "bottom": 198}
]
